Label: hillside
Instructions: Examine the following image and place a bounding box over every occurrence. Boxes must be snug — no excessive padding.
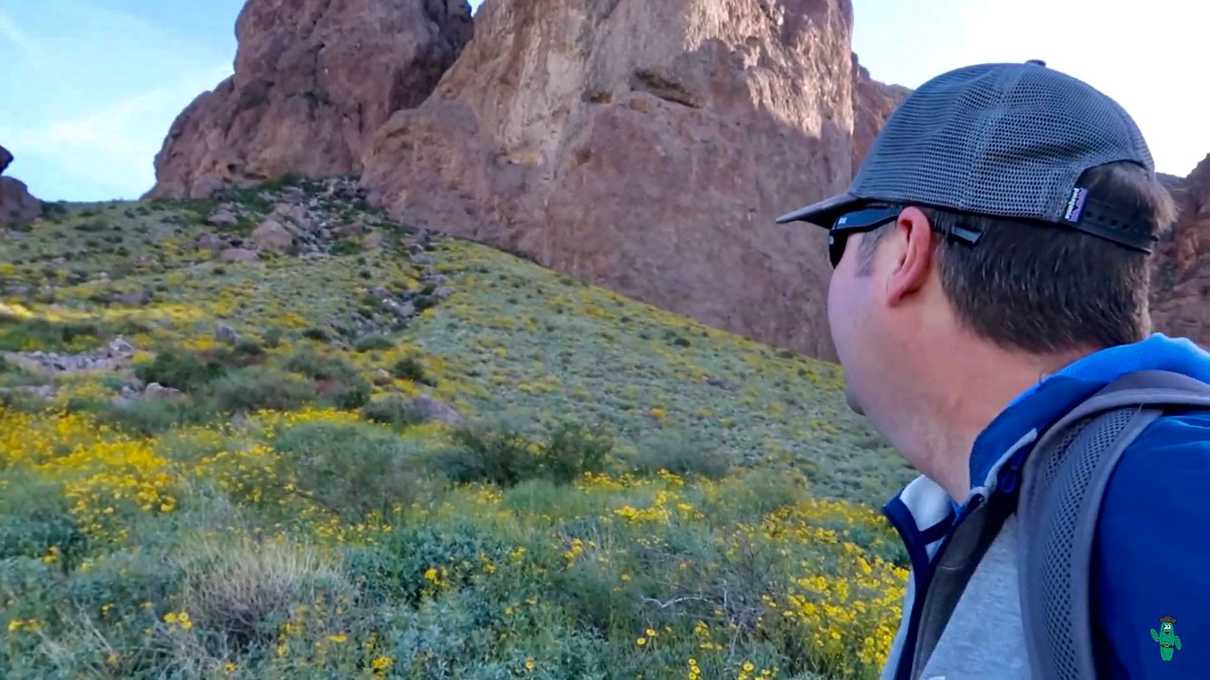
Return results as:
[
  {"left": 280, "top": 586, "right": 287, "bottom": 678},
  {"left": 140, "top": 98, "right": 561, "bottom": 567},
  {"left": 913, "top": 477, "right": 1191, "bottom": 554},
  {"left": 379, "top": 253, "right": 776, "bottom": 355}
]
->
[{"left": 0, "top": 179, "right": 913, "bottom": 679}]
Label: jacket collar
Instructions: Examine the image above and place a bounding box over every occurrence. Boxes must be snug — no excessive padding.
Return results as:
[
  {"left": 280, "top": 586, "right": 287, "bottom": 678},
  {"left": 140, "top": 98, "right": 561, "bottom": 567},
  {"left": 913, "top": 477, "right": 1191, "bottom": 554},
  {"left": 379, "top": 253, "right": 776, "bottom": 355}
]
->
[
  {"left": 883, "top": 333, "right": 1210, "bottom": 577},
  {"left": 967, "top": 333, "right": 1210, "bottom": 491}
]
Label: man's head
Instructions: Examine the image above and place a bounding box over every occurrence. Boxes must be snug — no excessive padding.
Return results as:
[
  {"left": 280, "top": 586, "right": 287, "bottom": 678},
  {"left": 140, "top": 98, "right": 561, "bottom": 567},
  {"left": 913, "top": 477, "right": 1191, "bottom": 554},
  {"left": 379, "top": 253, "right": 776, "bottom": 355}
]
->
[
  {"left": 828, "top": 161, "right": 1175, "bottom": 420},
  {"left": 778, "top": 61, "right": 1177, "bottom": 493}
]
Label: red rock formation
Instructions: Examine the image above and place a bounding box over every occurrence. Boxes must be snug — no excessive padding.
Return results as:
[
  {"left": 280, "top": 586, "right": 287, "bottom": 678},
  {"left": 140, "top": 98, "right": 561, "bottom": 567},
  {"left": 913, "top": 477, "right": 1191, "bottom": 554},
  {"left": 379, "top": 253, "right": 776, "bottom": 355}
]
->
[
  {"left": 1152, "top": 155, "right": 1210, "bottom": 345},
  {"left": 362, "top": 0, "right": 869, "bottom": 359},
  {"left": 851, "top": 55, "right": 910, "bottom": 177},
  {"left": 148, "top": 0, "right": 473, "bottom": 199},
  {"left": 0, "top": 144, "right": 42, "bottom": 226}
]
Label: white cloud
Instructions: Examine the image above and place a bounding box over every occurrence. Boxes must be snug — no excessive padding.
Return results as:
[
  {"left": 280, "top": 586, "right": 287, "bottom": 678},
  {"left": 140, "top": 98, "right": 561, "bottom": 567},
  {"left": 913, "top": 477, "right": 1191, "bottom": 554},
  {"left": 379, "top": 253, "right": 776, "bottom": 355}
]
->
[{"left": 1, "top": 65, "right": 230, "bottom": 200}]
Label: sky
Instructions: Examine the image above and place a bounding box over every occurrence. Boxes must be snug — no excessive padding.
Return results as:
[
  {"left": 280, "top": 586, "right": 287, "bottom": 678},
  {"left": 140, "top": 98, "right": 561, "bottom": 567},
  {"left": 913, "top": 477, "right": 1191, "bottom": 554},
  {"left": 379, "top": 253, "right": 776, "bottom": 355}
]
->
[{"left": 1, "top": 0, "right": 1206, "bottom": 202}]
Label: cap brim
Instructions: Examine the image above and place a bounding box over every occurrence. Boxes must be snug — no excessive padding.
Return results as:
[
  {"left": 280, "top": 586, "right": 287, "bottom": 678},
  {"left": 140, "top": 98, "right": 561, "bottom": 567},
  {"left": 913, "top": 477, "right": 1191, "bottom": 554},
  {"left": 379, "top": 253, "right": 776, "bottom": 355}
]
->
[{"left": 775, "top": 191, "right": 864, "bottom": 228}]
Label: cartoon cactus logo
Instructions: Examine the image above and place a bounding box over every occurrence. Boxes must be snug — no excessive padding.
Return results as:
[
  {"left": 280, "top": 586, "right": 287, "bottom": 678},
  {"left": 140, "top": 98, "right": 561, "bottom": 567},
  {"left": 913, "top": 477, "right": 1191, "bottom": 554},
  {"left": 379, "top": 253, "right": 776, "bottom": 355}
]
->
[{"left": 1150, "top": 616, "right": 1182, "bottom": 662}]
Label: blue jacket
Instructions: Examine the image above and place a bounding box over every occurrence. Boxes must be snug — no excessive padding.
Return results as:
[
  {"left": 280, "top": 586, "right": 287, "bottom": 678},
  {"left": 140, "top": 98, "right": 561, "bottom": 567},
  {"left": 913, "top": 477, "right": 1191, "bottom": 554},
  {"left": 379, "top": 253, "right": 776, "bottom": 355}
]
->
[{"left": 882, "top": 334, "right": 1210, "bottom": 678}]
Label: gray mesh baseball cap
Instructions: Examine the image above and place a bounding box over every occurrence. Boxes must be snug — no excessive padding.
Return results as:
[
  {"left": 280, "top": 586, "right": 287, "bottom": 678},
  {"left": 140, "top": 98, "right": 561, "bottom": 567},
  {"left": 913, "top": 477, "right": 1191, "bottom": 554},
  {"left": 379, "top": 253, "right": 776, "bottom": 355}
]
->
[{"left": 777, "top": 60, "right": 1160, "bottom": 252}]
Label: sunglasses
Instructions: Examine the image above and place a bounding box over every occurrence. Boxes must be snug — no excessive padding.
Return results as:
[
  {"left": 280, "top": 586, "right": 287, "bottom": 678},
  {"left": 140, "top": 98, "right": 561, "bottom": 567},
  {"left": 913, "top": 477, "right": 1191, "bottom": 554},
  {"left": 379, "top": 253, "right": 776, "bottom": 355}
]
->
[
  {"left": 828, "top": 204, "right": 984, "bottom": 268},
  {"left": 828, "top": 204, "right": 902, "bottom": 268}
]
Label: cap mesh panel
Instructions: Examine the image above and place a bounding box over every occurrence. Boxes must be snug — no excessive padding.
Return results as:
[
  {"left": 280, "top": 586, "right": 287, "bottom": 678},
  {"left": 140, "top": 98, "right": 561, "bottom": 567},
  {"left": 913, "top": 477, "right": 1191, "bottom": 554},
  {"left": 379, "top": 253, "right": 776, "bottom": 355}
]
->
[{"left": 852, "top": 63, "right": 1154, "bottom": 227}]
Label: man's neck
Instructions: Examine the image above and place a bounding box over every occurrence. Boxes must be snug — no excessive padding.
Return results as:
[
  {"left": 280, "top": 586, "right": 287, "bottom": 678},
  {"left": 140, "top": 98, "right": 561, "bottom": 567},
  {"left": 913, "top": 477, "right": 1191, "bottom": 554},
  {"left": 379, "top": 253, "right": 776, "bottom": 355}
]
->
[{"left": 893, "top": 341, "right": 1093, "bottom": 502}]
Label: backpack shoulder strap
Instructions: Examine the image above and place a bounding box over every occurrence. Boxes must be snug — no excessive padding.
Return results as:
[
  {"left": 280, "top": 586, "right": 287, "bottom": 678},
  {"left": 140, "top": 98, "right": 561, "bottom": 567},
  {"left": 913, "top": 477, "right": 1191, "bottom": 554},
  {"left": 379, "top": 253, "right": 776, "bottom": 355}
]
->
[{"left": 1018, "top": 370, "right": 1210, "bottom": 679}]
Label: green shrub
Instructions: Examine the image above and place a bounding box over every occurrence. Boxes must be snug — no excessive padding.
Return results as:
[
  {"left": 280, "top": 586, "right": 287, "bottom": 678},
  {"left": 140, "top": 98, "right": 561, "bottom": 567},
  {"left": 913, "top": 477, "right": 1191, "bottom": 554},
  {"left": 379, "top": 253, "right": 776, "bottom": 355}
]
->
[
  {"left": 631, "top": 431, "right": 731, "bottom": 479},
  {"left": 323, "top": 376, "right": 370, "bottom": 410},
  {"left": 434, "top": 423, "right": 539, "bottom": 486},
  {"left": 284, "top": 347, "right": 370, "bottom": 409},
  {"left": 134, "top": 349, "right": 226, "bottom": 392},
  {"left": 212, "top": 366, "right": 312, "bottom": 413},
  {"left": 345, "top": 522, "right": 507, "bottom": 605},
  {"left": 284, "top": 347, "right": 344, "bottom": 381},
  {"left": 233, "top": 338, "right": 264, "bottom": 358},
  {"left": 0, "top": 469, "right": 86, "bottom": 570},
  {"left": 99, "top": 397, "right": 215, "bottom": 436},
  {"left": 391, "top": 356, "right": 435, "bottom": 386},
  {"left": 262, "top": 327, "right": 284, "bottom": 349},
  {"left": 274, "top": 422, "right": 426, "bottom": 521},
  {"left": 360, "top": 394, "right": 422, "bottom": 428},
  {"left": 435, "top": 421, "right": 610, "bottom": 487},
  {"left": 543, "top": 421, "right": 612, "bottom": 483},
  {"left": 0, "top": 315, "right": 102, "bottom": 352},
  {"left": 353, "top": 334, "right": 394, "bottom": 352},
  {"left": 302, "top": 327, "right": 329, "bottom": 342}
]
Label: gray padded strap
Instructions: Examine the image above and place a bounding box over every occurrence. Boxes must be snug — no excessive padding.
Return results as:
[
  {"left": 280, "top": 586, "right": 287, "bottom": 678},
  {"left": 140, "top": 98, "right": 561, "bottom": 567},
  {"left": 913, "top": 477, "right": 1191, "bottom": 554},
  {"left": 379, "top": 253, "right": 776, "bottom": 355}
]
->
[{"left": 1018, "top": 370, "right": 1210, "bottom": 679}]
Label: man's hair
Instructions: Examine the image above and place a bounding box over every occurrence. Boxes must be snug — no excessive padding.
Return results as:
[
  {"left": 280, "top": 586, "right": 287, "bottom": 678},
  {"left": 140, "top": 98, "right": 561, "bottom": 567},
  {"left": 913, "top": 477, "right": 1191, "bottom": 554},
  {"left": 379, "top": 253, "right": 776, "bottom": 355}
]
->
[{"left": 856, "top": 161, "right": 1178, "bottom": 354}]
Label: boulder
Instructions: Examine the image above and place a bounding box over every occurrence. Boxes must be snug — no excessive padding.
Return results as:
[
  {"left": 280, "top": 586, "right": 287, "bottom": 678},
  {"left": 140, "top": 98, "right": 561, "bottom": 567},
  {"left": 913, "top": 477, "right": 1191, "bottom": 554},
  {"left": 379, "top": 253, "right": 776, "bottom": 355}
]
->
[
  {"left": 409, "top": 395, "right": 464, "bottom": 425},
  {"left": 220, "top": 247, "right": 260, "bottom": 262},
  {"left": 114, "top": 290, "right": 151, "bottom": 306},
  {"left": 197, "top": 232, "right": 226, "bottom": 252},
  {"left": 383, "top": 299, "right": 416, "bottom": 318},
  {"left": 143, "top": 382, "right": 187, "bottom": 402},
  {"left": 0, "top": 144, "right": 11, "bottom": 175},
  {"left": 107, "top": 337, "right": 135, "bottom": 358},
  {"left": 147, "top": 0, "right": 474, "bottom": 199},
  {"left": 270, "top": 202, "right": 313, "bottom": 232},
  {"left": 361, "top": 0, "right": 878, "bottom": 359},
  {"left": 0, "top": 177, "right": 42, "bottom": 226},
  {"left": 362, "top": 230, "right": 384, "bottom": 249},
  {"left": 215, "top": 323, "right": 241, "bottom": 345},
  {"left": 251, "top": 218, "right": 294, "bottom": 252},
  {"left": 207, "top": 205, "right": 241, "bottom": 228}
]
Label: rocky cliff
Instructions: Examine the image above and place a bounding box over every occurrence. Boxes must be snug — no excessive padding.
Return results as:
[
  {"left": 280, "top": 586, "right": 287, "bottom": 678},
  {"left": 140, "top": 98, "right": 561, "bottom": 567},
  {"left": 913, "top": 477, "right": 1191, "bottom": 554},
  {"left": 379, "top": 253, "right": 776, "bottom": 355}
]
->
[
  {"left": 0, "top": 144, "right": 43, "bottom": 226},
  {"left": 361, "top": 0, "right": 867, "bottom": 359},
  {"left": 1153, "top": 156, "right": 1210, "bottom": 345},
  {"left": 147, "top": 0, "right": 473, "bottom": 199},
  {"left": 851, "top": 55, "right": 910, "bottom": 179}
]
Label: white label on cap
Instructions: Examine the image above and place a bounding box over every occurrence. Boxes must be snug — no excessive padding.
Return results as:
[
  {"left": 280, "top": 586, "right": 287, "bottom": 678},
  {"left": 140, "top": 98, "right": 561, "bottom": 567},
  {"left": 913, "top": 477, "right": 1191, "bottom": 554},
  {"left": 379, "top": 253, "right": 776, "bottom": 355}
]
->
[{"left": 1064, "top": 187, "right": 1089, "bottom": 222}]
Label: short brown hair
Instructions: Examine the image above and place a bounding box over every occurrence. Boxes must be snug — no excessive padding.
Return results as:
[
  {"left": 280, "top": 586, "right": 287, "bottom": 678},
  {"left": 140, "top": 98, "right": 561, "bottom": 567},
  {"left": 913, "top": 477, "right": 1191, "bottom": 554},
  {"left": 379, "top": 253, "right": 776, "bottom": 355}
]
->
[{"left": 857, "top": 162, "right": 1177, "bottom": 354}]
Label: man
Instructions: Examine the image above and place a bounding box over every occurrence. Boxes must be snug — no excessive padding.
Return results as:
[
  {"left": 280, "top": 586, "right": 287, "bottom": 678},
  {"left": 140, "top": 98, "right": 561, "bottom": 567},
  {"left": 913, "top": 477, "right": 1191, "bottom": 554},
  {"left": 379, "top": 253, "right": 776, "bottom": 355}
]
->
[{"left": 777, "top": 61, "right": 1210, "bottom": 678}]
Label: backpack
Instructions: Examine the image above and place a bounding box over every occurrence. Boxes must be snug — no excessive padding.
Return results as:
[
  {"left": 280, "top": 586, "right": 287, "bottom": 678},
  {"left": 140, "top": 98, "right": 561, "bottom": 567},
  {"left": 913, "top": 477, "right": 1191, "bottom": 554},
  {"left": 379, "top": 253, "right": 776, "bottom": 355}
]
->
[{"left": 1017, "top": 369, "right": 1210, "bottom": 678}]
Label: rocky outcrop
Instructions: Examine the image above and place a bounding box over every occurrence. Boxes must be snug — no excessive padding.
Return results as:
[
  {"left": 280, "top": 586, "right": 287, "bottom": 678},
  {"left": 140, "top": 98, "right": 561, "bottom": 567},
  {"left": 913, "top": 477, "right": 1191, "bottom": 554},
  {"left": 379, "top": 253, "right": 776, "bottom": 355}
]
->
[
  {"left": 2, "top": 337, "right": 136, "bottom": 376},
  {"left": 851, "top": 55, "right": 910, "bottom": 176},
  {"left": 0, "top": 144, "right": 42, "bottom": 226},
  {"left": 147, "top": 0, "right": 474, "bottom": 199},
  {"left": 362, "top": 0, "right": 867, "bottom": 359},
  {"left": 1152, "top": 155, "right": 1210, "bottom": 346}
]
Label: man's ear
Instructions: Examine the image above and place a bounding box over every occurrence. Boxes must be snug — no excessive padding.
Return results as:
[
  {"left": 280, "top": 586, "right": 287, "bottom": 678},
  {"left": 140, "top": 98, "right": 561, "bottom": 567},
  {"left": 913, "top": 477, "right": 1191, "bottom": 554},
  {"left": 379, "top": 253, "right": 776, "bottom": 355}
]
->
[{"left": 885, "top": 206, "right": 937, "bottom": 306}]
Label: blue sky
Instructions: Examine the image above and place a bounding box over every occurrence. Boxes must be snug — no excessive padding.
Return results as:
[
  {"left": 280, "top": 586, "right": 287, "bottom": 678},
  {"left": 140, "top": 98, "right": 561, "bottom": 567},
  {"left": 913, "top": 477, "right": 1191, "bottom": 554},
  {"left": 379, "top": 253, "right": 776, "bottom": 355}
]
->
[{"left": 2, "top": 0, "right": 1206, "bottom": 201}]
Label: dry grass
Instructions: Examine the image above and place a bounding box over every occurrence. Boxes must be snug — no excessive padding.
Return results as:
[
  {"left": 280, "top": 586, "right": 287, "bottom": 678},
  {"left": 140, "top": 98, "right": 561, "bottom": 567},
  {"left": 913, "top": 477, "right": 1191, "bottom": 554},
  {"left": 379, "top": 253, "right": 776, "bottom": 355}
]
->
[{"left": 180, "top": 536, "right": 351, "bottom": 647}]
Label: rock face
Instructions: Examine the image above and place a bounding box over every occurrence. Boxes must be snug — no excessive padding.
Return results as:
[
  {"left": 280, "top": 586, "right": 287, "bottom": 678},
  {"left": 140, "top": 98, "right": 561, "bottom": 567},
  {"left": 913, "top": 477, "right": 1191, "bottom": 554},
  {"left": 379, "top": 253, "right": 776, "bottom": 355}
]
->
[
  {"left": 851, "top": 55, "right": 911, "bottom": 177},
  {"left": 1152, "top": 155, "right": 1210, "bottom": 346},
  {"left": 362, "top": 0, "right": 868, "bottom": 359},
  {"left": 0, "top": 144, "right": 42, "bottom": 226},
  {"left": 147, "top": 0, "right": 474, "bottom": 199}
]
